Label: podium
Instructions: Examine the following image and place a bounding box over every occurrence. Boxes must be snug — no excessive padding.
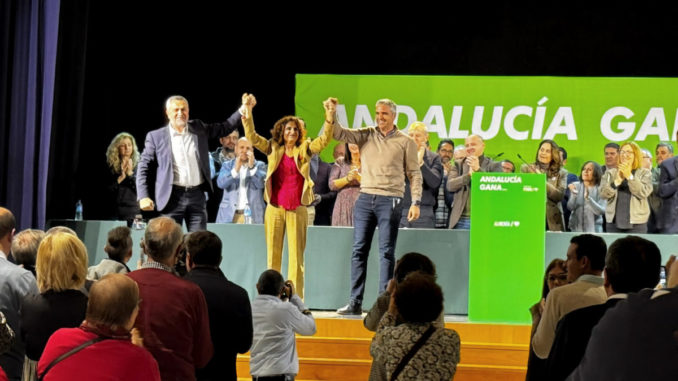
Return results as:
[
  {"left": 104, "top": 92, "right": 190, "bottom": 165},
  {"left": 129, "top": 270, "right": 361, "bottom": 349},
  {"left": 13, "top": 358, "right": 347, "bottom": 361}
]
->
[{"left": 468, "top": 172, "right": 546, "bottom": 323}]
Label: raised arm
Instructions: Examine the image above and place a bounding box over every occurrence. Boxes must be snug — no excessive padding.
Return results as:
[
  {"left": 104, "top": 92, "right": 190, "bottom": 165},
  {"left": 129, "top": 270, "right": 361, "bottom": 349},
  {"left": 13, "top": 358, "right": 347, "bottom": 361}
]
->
[
  {"left": 421, "top": 152, "right": 443, "bottom": 189},
  {"left": 241, "top": 94, "right": 272, "bottom": 155}
]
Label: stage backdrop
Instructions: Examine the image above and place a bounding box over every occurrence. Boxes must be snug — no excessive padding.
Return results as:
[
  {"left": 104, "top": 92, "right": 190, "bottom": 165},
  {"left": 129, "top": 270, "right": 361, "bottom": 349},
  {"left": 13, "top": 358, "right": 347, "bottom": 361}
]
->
[{"left": 295, "top": 74, "right": 678, "bottom": 173}]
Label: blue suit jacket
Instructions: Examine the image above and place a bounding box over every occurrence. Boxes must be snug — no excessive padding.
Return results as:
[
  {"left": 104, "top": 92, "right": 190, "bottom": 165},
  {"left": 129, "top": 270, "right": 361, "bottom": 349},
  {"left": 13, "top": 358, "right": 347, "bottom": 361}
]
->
[
  {"left": 215, "top": 158, "right": 267, "bottom": 223},
  {"left": 136, "top": 111, "right": 241, "bottom": 211},
  {"left": 657, "top": 156, "right": 678, "bottom": 233}
]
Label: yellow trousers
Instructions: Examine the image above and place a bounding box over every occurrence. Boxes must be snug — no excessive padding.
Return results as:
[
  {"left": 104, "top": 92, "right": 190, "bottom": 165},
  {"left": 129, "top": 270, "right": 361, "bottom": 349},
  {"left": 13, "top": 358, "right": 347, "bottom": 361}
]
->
[{"left": 264, "top": 204, "right": 307, "bottom": 299}]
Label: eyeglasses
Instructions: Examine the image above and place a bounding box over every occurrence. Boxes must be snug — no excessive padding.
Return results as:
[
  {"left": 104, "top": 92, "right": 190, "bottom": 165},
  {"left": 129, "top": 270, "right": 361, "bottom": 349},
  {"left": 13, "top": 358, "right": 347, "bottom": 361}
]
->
[{"left": 547, "top": 273, "right": 568, "bottom": 282}]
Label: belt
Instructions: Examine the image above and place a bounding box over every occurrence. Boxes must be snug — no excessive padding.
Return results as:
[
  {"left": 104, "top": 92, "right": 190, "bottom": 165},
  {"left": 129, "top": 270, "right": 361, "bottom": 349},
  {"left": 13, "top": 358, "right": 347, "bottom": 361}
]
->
[
  {"left": 234, "top": 210, "right": 244, "bottom": 214},
  {"left": 252, "top": 375, "right": 293, "bottom": 381},
  {"left": 172, "top": 184, "right": 202, "bottom": 192}
]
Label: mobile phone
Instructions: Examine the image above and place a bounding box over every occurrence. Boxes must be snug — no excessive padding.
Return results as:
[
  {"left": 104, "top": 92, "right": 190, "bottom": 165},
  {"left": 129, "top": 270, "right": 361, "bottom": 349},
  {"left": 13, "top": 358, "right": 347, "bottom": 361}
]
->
[{"left": 659, "top": 266, "right": 667, "bottom": 288}]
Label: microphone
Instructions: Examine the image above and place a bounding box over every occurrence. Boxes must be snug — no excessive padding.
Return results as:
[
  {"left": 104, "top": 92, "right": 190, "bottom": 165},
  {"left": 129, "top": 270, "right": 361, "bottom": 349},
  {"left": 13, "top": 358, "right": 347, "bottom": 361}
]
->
[
  {"left": 493, "top": 152, "right": 504, "bottom": 160},
  {"left": 517, "top": 153, "right": 530, "bottom": 166}
]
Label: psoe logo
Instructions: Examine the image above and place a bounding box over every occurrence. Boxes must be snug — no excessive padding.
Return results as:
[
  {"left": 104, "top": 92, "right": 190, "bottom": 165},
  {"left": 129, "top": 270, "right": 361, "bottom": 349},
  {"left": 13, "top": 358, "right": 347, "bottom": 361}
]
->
[{"left": 494, "top": 221, "right": 521, "bottom": 227}]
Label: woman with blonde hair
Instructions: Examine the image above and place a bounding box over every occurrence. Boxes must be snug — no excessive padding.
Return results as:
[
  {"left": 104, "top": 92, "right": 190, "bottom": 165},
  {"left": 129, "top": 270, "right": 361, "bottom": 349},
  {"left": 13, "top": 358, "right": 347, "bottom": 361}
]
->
[
  {"left": 20, "top": 232, "right": 89, "bottom": 380},
  {"left": 521, "top": 139, "right": 568, "bottom": 231},
  {"left": 600, "top": 141, "right": 653, "bottom": 233},
  {"left": 243, "top": 97, "right": 334, "bottom": 299},
  {"left": 106, "top": 132, "right": 141, "bottom": 222}
]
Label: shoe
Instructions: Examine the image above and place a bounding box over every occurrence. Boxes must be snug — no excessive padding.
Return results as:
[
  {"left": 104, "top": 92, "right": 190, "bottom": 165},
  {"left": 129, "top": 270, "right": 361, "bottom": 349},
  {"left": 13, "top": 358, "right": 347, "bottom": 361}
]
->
[{"left": 336, "top": 302, "right": 362, "bottom": 315}]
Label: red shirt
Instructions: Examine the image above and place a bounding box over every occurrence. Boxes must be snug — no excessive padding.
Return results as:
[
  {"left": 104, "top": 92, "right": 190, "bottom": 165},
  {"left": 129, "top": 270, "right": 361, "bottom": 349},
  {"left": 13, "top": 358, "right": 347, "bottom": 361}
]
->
[
  {"left": 270, "top": 154, "right": 304, "bottom": 210},
  {"left": 127, "top": 269, "right": 213, "bottom": 381},
  {"left": 37, "top": 327, "right": 160, "bottom": 381}
]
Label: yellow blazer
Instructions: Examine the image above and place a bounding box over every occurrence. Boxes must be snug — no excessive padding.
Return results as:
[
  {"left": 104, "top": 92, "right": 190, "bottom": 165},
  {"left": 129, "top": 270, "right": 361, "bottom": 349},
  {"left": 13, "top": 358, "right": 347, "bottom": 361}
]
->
[{"left": 244, "top": 116, "right": 333, "bottom": 206}]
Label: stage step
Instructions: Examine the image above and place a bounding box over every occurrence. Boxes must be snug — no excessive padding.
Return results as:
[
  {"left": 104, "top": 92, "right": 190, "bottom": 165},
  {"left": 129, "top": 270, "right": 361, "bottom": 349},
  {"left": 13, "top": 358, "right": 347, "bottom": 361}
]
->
[{"left": 235, "top": 316, "right": 529, "bottom": 380}]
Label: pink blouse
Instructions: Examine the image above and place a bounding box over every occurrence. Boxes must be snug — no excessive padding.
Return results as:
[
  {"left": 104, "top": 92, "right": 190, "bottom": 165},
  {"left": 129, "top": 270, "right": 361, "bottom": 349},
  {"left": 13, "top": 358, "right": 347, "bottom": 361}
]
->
[{"left": 270, "top": 154, "right": 304, "bottom": 210}]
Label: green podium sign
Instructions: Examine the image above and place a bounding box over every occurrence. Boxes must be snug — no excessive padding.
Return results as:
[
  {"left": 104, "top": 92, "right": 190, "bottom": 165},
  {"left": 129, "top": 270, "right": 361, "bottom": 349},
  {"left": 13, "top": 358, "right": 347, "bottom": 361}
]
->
[{"left": 468, "top": 172, "right": 546, "bottom": 323}]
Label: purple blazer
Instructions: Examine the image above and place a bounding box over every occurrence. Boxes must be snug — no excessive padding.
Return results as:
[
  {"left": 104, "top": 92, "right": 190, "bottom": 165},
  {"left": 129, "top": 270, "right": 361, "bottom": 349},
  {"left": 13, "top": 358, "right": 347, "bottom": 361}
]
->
[{"left": 136, "top": 110, "right": 241, "bottom": 211}]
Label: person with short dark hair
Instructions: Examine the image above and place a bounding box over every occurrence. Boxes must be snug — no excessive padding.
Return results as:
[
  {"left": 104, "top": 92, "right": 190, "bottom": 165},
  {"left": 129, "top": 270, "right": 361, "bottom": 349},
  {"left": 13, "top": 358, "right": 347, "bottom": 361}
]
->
[
  {"left": 546, "top": 236, "right": 661, "bottom": 380},
  {"left": 0, "top": 208, "right": 39, "bottom": 381},
  {"left": 370, "top": 273, "right": 460, "bottom": 380},
  {"left": 250, "top": 270, "right": 315, "bottom": 381},
  {"left": 87, "top": 226, "right": 133, "bottom": 280},
  {"left": 602, "top": 142, "right": 620, "bottom": 173},
  {"left": 10, "top": 229, "right": 45, "bottom": 277},
  {"left": 435, "top": 140, "right": 455, "bottom": 228},
  {"left": 657, "top": 138, "right": 678, "bottom": 234},
  {"left": 183, "top": 231, "right": 252, "bottom": 381},
  {"left": 37, "top": 274, "right": 160, "bottom": 381},
  {"left": 532, "top": 234, "right": 607, "bottom": 360},
  {"left": 127, "top": 217, "right": 212, "bottom": 381}
]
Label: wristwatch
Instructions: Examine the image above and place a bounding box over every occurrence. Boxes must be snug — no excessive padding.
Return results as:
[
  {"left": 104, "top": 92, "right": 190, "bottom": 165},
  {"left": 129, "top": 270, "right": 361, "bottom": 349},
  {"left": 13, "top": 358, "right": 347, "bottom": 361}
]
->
[{"left": 412, "top": 200, "right": 421, "bottom": 206}]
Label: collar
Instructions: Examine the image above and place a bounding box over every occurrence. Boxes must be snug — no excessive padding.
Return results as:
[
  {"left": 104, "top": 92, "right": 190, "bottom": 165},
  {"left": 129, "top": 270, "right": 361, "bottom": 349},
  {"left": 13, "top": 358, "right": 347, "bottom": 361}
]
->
[
  {"left": 607, "top": 293, "right": 628, "bottom": 300},
  {"left": 141, "top": 259, "right": 178, "bottom": 275},
  {"left": 257, "top": 294, "right": 283, "bottom": 303},
  {"left": 377, "top": 126, "right": 398, "bottom": 138},
  {"left": 0, "top": 249, "right": 6, "bottom": 260},
  {"left": 168, "top": 124, "right": 190, "bottom": 136},
  {"left": 576, "top": 274, "right": 604, "bottom": 286}
]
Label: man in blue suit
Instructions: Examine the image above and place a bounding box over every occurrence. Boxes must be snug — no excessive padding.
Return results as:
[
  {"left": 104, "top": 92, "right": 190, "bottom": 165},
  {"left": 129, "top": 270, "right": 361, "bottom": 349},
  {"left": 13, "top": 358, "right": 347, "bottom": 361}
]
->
[
  {"left": 137, "top": 94, "right": 252, "bottom": 231},
  {"left": 216, "top": 137, "right": 267, "bottom": 224}
]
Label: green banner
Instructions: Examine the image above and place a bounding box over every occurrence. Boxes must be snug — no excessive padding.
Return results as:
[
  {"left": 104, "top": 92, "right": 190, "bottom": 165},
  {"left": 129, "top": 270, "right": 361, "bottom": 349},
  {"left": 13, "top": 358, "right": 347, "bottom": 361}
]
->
[
  {"left": 295, "top": 74, "right": 678, "bottom": 173},
  {"left": 468, "top": 173, "right": 546, "bottom": 323}
]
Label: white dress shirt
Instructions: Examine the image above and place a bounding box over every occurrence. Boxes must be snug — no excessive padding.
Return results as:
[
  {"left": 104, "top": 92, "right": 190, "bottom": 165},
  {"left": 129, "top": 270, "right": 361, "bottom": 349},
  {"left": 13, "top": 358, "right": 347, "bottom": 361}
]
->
[
  {"left": 231, "top": 164, "right": 258, "bottom": 210},
  {"left": 169, "top": 125, "right": 202, "bottom": 187},
  {"left": 250, "top": 294, "right": 316, "bottom": 377}
]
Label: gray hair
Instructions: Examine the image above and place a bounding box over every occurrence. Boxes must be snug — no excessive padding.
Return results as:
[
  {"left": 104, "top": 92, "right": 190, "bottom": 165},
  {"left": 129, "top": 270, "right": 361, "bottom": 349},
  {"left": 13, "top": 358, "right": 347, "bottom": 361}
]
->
[
  {"left": 656, "top": 142, "right": 674, "bottom": 154},
  {"left": 165, "top": 95, "right": 189, "bottom": 110},
  {"left": 11, "top": 229, "right": 46, "bottom": 267},
  {"left": 641, "top": 148, "right": 653, "bottom": 159},
  {"left": 143, "top": 217, "right": 183, "bottom": 261},
  {"left": 376, "top": 99, "right": 397, "bottom": 115}
]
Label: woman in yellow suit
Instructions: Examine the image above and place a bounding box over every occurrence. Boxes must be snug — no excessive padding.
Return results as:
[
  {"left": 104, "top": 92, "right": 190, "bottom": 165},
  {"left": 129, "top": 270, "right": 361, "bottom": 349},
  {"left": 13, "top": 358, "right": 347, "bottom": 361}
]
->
[{"left": 243, "top": 97, "right": 335, "bottom": 298}]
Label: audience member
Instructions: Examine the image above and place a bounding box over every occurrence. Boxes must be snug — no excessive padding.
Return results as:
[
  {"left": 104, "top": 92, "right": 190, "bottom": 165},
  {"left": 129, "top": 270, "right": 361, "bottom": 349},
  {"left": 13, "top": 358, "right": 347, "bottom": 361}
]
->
[
  {"left": 329, "top": 143, "right": 361, "bottom": 227},
  {"left": 547, "top": 236, "right": 661, "bottom": 381},
  {"left": 525, "top": 259, "right": 567, "bottom": 381},
  {"left": 435, "top": 140, "right": 454, "bottom": 228},
  {"left": 600, "top": 141, "right": 652, "bottom": 233},
  {"left": 364, "top": 252, "right": 441, "bottom": 381},
  {"left": 127, "top": 217, "right": 212, "bottom": 381},
  {"left": 21, "top": 232, "right": 89, "bottom": 380},
  {"left": 36, "top": 274, "right": 160, "bottom": 381},
  {"left": 106, "top": 132, "right": 141, "bottom": 222},
  {"left": 87, "top": 226, "right": 133, "bottom": 280},
  {"left": 10, "top": 229, "right": 45, "bottom": 277},
  {"left": 370, "top": 272, "right": 460, "bottom": 380},
  {"left": 244, "top": 98, "right": 332, "bottom": 299},
  {"left": 215, "top": 137, "right": 267, "bottom": 224},
  {"left": 183, "top": 231, "right": 252, "bottom": 381},
  {"left": 400, "top": 122, "right": 443, "bottom": 229},
  {"left": 532, "top": 234, "right": 607, "bottom": 359},
  {"left": 447, "top": 134, "right": 502, "bottom": 229},
  {"left": 567, "top": 161, "right": 606, "bottom": 232},
  {"left": 330, "top": 97, "right": 422, "bottom": 315},
  {"left": 0, "top": 208, "right": 39, "bottom": 381},
  {"left": 250, "top": 270, "right": 315, "bottom": 381},
  {"left": 521, "top": 139, "right": 567, "bottom": 231}
]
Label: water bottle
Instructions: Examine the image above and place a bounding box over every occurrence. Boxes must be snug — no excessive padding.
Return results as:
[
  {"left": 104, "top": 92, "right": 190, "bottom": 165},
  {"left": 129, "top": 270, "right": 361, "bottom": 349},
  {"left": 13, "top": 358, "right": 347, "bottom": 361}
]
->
[
  {"left": 74, "top": 200, "right": 83, "bottom": 220},
  {"left": 132, "top": 214, "right": 146, "bottom": 230},
  {"left": 244, "top": 204, "right": 252, "bottom": 224}
]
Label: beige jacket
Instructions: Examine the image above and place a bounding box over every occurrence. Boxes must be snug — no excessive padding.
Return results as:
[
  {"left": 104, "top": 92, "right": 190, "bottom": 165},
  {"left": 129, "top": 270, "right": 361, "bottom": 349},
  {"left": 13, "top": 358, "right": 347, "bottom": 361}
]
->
[{"left": 600, "top": 167, "right": 652, "bottom": 224}]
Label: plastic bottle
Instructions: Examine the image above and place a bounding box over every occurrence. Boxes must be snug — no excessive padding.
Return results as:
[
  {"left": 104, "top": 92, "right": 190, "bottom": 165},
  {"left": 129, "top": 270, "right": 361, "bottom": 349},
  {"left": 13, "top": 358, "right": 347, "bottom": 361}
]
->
[
  {"left": 75, "top": 200, "right": 83, "bottom": 221},
  {"left": 133, "top": 214, "right": 146, "bottom": 230},
  {"left": 244, "top": 204, "right": 252, "bottom": 224}
]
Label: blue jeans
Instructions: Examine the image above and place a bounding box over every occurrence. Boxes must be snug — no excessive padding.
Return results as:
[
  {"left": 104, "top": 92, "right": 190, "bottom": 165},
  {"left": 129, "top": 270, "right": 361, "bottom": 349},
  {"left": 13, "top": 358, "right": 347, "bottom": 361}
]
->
[
  {"left": 162, "top": 186, "right": 207, "bottom": 232},
  {"left": 454, "top": 216, "right": 470, "bottom": 229},
  {"left": 350, "top": 193, "right": 403, "bottom": 304}
]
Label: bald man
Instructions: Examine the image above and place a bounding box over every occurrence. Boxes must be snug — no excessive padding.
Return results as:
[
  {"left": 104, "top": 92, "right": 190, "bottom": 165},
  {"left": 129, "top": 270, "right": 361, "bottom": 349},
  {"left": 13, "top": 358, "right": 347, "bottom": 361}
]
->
[{"left": 446, "top": 135, "right": 503, "bottom": 229}]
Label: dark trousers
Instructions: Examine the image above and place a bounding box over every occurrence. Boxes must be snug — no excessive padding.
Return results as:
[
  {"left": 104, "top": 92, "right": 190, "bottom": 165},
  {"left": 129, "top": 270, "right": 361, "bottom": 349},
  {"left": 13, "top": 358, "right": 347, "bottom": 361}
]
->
[
  {"left": 162, "top": 186, "right": 207, "bottom": 232},
  {"left": 350, "top": 193, "right": 403, "bottom": 305},
  {"left": 606, "top": 222, "right": 647, "bottom": 234}
]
